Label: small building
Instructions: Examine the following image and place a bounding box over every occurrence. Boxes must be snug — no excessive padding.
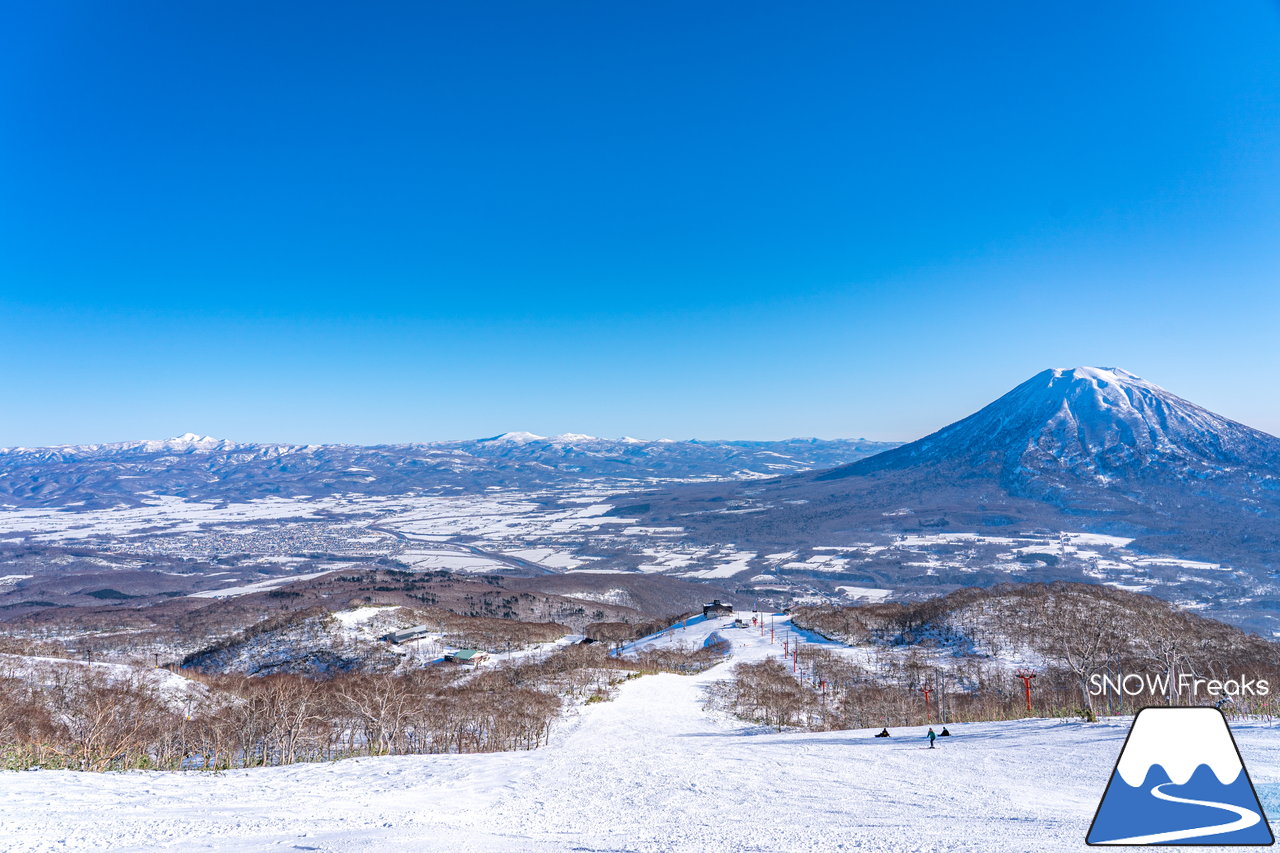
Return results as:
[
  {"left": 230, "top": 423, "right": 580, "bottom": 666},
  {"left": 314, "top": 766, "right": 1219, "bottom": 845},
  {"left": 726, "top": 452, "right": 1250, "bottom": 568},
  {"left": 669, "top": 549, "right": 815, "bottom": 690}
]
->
[
  {"left": 381, "top": 625, "right": 435, "bottom": 645},
  {"left": 703, "top": 599, "right": 733, "bottom": 619},
  {"left": 445, "top": 649, "right": 490, "bottom": 666}
]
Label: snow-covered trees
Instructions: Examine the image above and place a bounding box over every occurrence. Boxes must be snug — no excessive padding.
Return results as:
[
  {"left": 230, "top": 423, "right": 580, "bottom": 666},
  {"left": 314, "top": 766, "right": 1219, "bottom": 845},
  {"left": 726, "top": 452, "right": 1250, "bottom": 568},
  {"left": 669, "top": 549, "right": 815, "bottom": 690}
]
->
[
  {"left": 778, "top": 582, "right": 1280, "bottom": 727},
  {"left": 708, "top": 659, "right": 825, "bottom": 731},
  {"left": 0, "top": 632, "right": 729, "bottom": 771}
]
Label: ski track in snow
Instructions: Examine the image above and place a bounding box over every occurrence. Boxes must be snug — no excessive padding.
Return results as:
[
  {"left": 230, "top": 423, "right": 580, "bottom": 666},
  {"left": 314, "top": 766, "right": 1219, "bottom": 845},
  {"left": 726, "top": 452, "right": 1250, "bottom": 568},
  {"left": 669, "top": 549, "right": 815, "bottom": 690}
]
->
[{"left": 3, "top": 617, "right": 1280, "bottom": 852}]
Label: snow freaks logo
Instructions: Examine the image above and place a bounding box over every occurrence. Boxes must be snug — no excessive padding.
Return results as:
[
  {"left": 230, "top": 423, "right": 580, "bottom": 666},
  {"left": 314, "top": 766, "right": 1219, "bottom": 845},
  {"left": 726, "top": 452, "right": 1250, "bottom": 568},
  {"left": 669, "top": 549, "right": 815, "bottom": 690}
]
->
[
  {"left": 1089, "top": 673, "right": 1270, "bottom": 700},
  {"left": 1086, "top": 707, "right": 1274, "bottom": 846}
]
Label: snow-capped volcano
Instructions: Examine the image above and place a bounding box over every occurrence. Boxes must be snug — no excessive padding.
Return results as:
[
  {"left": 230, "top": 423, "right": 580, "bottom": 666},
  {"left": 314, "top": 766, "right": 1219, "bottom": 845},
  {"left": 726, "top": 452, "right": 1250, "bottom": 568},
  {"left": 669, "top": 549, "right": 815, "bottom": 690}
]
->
[
  {"left": 820, "top": 366, "right": 1280, "bottom": 489},
  {"left": 633, "top": 367, "right": 1280, "bottom": 577}
]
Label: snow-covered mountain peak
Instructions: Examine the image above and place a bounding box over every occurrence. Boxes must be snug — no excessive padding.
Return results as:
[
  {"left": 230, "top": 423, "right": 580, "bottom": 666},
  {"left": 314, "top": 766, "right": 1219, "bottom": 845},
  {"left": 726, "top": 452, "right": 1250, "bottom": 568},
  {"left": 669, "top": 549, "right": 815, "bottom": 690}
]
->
[
  {"left": 1038, "top": 366, "right": 1167, "bottom": 405},
  {"left": 1057, "top": 365, "right": 1142, "bottom": 384},
  {"left": 483, "top": 432, "right": 546, "bottom": 444},
  {"left": 953, "top": 366, "right": 1275, "bottom": 462},
  {"left": 165, "top": 433, "right": 224, "bottom": 446},
  {"left": 825, "top": 366, "right": 1280, "bottom": 487},
  {"left": 551, "top": 433, "right": 598, "bottom": 443},
  {"left": 141, "top": 433, "right": 236, "bottom": 453}
]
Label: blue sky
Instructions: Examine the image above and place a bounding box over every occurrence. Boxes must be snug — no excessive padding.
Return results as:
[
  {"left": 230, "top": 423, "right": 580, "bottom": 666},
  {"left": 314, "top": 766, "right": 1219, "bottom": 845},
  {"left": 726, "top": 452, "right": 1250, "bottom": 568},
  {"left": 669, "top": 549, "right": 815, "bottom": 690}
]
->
[{"left": 3, "top": 1, "right": 1279, "bottom": 445}]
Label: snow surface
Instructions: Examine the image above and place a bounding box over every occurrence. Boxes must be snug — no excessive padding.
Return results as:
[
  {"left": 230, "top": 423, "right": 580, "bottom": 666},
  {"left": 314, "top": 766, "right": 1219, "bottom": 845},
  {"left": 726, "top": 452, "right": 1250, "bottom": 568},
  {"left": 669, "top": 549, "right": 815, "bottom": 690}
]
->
[
  {"left": 836, "top": 585, "right": 893, "bottom": 601},
  {"left": 186, "top": 570, "right": 335, "bottom": 599},
  {"left": 681, "top": 550, "right": 755, "bottom": 579},
  {"left": 499, "top": 548, "right": 585, "bottom": 570},
  {"left": 329, "top": 606, "right": 398, "bottom": 628}
]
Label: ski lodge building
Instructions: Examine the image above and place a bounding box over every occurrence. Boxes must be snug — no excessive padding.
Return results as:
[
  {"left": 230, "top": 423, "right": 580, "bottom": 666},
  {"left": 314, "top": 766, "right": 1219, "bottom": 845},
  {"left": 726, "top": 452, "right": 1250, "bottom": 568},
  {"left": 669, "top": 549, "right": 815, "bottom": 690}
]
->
[
  {"left": 381, "top": 625, "right": 434, "bottom": 645},
  {"left": 702, "top": 599, "right": 733, "bottom": 619}
]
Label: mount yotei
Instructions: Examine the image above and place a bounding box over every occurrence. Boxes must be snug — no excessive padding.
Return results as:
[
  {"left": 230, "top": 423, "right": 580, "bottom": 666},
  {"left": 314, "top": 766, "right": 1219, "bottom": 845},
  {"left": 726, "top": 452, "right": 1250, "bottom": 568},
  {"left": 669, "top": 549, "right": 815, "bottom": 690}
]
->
[{"left": 636, "top": 368, "right": 1280, "bottom": 559}]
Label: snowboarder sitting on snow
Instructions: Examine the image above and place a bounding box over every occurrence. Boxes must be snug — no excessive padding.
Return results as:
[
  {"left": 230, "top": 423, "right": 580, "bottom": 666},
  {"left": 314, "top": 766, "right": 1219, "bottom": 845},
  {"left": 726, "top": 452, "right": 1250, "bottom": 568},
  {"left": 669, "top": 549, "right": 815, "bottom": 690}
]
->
[
  {"left": 940, "top": 727, "right": 951, "bottom": 737},
  {"left": 926, "top": 727, "right": 937, "bottom": 748},
  {"left": 875, "top": 728, "right": 890, "bottom": 738}
]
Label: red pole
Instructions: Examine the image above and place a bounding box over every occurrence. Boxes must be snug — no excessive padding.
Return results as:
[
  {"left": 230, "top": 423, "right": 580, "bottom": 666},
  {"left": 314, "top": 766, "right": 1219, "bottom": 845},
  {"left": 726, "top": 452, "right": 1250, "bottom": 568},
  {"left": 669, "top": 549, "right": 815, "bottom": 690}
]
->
[
  {"left": 921, "top": 686, "right": 933, "bottom": 717},
  {"left": 1016, "top": 672, "right": 1036, "bottom": 713}
]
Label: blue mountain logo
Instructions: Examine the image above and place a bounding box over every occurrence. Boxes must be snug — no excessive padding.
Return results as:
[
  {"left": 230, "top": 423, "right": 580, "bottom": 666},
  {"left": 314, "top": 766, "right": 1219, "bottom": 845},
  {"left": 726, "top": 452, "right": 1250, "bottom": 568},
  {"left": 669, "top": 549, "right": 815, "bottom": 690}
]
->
[{"left": 1087, "top": 707, "right": 1274, "bottom": 845}]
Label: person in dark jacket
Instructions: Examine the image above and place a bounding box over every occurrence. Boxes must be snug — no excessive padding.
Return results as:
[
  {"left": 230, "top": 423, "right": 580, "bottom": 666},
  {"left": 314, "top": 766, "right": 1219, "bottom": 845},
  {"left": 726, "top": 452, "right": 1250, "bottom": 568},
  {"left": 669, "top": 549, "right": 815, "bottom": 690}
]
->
[
  {"left": 875, "top": 728, "right": 890, "bottom": 738},
  {"left": 940, "top": 727, "right": 951, "bottom": 737},
  {"left": 926, "top": 727, "right": 937, "bottom": 748}
]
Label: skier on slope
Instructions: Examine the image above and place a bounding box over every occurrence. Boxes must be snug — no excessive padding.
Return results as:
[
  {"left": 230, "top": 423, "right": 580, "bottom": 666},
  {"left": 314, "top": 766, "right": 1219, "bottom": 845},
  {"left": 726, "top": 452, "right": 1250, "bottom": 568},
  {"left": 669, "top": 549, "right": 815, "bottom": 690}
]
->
[{"left": 926, "top": 727, "right": 937, "bottom": 748}]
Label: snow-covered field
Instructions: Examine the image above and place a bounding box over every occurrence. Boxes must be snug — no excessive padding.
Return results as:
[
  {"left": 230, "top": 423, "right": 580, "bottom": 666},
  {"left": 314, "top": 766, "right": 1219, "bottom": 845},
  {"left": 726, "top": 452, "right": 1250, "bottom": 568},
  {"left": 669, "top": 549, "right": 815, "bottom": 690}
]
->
[
  {"left": 5, "top": 615, "right": 1280, "bottom": 852},
  {"left": 0, "top": 485, "right": 1260, "bottom": 608},
  {"left": 186, "top": 570, "right": 337, "bottom": 599}
]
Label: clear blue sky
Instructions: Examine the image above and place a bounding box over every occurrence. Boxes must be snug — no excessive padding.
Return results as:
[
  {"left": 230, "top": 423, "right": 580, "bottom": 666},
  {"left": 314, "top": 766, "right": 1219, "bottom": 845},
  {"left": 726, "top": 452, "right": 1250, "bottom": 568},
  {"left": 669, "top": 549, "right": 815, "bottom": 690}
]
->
[{"left": 3, "top": 1, "right": 1279, "bottom": 446}]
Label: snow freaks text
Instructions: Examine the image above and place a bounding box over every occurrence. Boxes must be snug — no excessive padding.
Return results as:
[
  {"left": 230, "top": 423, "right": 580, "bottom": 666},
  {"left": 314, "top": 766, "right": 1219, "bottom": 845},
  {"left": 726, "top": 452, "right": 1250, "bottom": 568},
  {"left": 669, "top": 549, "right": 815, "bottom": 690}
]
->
[{"left": 1089, "top": 673, "right": 1270, "bottom": 700}]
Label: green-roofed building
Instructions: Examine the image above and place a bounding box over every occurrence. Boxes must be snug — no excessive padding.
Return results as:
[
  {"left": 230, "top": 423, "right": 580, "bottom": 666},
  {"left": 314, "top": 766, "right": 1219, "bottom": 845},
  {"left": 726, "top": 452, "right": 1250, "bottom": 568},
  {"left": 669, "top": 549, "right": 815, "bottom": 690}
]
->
[{"left": 446, "top": 649, "right": 489, "bottom": 665}]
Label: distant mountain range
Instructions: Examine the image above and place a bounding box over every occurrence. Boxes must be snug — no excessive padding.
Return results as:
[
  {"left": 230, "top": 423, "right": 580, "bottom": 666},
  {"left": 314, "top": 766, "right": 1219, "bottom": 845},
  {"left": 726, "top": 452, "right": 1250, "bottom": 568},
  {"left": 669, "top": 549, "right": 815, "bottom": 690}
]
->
[
  {"left": 5, "top": 367, "right": 1280, "bottom": 634},
  {"left": 0, "top": 431, "right": 898, "bottom": 508},
  {"left": 633, "top": 367, "right": 1280, "bottom": 568}
]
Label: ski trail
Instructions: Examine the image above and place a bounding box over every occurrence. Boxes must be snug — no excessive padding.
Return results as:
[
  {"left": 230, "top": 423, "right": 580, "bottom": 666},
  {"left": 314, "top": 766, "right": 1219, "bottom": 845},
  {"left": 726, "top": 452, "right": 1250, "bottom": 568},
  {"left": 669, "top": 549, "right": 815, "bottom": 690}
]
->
[{"left": 1096, "top": 782, "right": 1261, "bottom": 845}]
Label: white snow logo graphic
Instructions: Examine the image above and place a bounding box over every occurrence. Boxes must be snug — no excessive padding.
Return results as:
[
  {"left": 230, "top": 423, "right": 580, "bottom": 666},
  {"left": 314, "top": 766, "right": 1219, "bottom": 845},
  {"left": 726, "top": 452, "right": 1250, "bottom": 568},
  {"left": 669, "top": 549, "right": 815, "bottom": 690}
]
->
[{"left": 1087, "top": 707, "right": 1274, "bottom": 845}]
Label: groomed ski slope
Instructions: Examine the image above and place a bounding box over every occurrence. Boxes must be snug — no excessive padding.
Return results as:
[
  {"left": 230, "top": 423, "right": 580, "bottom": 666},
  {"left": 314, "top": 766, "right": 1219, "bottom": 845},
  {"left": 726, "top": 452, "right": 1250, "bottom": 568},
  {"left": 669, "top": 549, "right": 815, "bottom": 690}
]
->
[{"left": 3, "top": 615, "right": 1279, "bottom": 852}]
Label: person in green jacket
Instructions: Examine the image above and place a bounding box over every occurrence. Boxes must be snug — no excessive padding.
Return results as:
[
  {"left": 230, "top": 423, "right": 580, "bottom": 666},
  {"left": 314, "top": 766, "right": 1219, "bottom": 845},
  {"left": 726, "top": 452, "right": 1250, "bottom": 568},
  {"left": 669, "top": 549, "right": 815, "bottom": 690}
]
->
[{"left": 926, "top": 727, "right": 937, "bottom": 748}]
